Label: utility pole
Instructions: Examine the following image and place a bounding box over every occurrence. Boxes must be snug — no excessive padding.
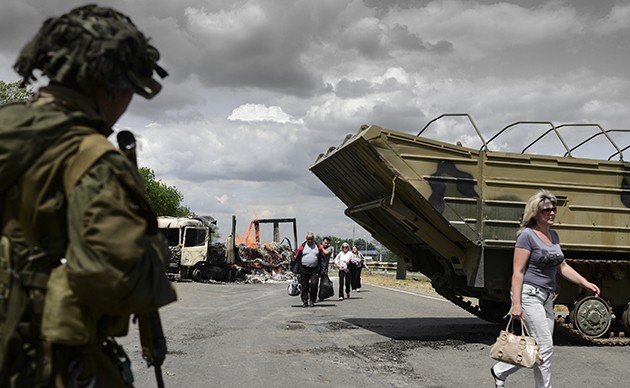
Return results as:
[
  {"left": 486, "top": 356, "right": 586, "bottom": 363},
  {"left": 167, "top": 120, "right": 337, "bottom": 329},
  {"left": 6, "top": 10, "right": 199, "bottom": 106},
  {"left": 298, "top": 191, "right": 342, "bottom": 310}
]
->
[{"left": 352, "top": 225, "right": 355, "bottom": 248}]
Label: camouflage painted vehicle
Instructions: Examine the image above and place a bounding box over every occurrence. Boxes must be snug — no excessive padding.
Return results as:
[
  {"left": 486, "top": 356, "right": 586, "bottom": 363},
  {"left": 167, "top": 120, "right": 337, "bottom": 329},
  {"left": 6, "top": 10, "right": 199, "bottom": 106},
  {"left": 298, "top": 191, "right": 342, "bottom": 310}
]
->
[{"left": 310, "top": 114, "right": 630, "bottom": 345}]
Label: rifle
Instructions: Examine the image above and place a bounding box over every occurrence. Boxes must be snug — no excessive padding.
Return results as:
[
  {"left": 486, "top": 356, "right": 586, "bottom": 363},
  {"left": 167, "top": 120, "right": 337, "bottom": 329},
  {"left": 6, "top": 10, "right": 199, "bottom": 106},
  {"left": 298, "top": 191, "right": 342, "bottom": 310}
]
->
[{"left": 116, "top": 130, "right": 167, "bottom": 388}]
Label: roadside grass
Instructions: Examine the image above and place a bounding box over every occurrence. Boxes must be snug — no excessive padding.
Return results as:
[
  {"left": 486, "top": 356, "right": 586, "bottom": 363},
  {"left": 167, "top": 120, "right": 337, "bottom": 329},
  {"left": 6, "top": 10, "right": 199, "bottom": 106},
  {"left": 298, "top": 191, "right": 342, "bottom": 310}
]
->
[{"left": 362, "top": 270, "right": 438, "bottom": 296}]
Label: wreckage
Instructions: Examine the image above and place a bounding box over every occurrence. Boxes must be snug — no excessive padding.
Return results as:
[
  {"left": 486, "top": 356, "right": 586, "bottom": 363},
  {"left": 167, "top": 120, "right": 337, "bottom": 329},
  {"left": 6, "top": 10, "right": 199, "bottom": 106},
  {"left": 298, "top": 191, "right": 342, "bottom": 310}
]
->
[
  {"left": 159, "top": 216, "right": 297, "bottom": 282},
  {"left": 310, "top": 113, "right": 630, "bottom": 345}
]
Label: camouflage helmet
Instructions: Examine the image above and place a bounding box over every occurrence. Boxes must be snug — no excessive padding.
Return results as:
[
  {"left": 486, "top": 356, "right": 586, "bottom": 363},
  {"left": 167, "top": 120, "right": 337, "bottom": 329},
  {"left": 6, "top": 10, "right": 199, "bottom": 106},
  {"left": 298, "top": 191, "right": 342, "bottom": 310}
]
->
[{"left": 14, "top": 4, "right": 168, "bottom": 99}]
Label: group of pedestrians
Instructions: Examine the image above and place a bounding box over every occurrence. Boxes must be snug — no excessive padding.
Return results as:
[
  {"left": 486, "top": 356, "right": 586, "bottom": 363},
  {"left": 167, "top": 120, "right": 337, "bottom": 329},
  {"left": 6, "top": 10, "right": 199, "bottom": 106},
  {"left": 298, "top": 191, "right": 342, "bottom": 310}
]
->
[
  {"left": 333, "top": 243, "right": 367, "bottom": 300},
  {"left": 291, "top": 233, "right": 368, "bottom": 306}
]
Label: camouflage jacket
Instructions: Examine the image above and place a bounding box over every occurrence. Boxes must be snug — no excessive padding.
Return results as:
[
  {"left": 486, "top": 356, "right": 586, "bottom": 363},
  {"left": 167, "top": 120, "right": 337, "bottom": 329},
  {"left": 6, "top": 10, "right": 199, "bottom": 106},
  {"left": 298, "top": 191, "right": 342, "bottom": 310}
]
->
[{"left": 0, "top": 85, "right": 176, "bottom": 349}]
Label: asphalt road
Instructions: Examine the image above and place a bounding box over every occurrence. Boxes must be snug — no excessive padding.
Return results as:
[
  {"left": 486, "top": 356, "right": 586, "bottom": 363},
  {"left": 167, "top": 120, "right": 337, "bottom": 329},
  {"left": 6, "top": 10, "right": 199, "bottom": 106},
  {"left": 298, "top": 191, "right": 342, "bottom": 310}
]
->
[{"left": 118, "top": 279, "right": 628, "bottom": 387}]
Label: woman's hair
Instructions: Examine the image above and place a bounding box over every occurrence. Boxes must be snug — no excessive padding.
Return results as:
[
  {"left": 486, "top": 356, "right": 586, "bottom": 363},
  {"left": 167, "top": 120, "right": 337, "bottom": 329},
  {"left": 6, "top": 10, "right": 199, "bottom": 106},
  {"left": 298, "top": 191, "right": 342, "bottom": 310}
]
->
[
  {"left": 341, "top": 242, "right": 350, "bottom": 249},
  {"left": 518, "top": 189, "right": 557, "bottom": 234}
]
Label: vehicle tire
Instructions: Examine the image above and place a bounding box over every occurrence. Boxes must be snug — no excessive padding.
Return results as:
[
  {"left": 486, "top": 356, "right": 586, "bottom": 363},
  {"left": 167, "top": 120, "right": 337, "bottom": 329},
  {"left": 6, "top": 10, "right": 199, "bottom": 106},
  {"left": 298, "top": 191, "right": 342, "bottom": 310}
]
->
[{"left": 192, "top": 266, "right": 204, "bottom": 282}]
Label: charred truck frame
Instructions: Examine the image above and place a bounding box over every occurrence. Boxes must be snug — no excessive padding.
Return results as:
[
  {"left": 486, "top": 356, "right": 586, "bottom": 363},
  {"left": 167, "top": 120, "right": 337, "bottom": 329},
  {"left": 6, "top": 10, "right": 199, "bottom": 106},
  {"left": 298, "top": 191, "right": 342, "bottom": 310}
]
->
[{"left": 159, "top": 216, "right": 297, "bottom": 282}]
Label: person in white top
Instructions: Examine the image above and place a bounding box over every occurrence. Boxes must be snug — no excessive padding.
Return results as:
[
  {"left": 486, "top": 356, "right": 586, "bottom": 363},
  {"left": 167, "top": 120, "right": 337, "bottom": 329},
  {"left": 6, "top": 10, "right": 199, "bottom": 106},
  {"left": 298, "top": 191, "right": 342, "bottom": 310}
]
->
[
  {"left": 334, "top": 242, "right": 353, "bottom": 300},
  {"left": 350, "top": 245, "right": 367, "bottom": 292}
]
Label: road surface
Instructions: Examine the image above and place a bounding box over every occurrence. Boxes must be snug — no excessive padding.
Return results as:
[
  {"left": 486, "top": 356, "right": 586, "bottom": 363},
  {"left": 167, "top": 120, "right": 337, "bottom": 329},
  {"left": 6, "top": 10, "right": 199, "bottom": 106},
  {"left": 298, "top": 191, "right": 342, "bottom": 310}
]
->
[{"left": 118, "top": 279, "right": 627, "bottom": 387}]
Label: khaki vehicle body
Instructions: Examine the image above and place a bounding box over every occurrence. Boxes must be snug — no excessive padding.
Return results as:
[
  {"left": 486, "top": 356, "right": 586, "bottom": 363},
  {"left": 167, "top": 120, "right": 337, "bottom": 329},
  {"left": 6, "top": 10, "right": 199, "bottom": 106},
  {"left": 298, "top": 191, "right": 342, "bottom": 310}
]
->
[{"left": 311, "top": 116, "right": 630, "bottom": 342}]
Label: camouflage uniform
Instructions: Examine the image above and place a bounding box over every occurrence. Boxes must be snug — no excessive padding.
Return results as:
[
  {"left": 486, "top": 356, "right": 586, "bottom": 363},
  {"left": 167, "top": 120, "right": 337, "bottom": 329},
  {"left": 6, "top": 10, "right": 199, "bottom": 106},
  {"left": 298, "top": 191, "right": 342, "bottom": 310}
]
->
[{"left": 0, "top": 5, "right": 175, "bottom": 387}]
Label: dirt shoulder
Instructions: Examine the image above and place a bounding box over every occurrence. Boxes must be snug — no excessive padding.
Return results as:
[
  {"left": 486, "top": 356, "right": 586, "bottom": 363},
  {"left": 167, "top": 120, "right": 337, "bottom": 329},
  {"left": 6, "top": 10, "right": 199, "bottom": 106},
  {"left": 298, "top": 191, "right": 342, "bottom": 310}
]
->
[{"left": 361, "top": 270, "right": 440, "bottom": 297}]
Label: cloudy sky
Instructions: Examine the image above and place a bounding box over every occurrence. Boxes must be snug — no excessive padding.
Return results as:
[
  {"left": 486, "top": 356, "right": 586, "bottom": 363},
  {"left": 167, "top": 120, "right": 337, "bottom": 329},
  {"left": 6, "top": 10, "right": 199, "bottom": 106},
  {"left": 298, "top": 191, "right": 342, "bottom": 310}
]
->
[{"left": 1, "top": 0, "right": 629, "bottom": 242}]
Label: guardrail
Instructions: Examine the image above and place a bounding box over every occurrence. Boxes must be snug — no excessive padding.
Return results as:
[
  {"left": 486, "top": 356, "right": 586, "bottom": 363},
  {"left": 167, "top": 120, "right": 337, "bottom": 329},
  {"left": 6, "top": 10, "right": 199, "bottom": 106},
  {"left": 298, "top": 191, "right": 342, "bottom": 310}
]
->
[
  {"left": 326, "top": 261, "right": 398, "bottom": 271},
  {"left": 367, "top": 261, "right": 397, "bottom": 270}
]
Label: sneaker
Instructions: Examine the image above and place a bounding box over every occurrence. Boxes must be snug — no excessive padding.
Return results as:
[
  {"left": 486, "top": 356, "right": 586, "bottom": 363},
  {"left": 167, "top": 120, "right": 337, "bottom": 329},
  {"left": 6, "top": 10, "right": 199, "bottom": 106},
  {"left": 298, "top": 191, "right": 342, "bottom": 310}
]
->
[
  {"left": 490, "top": 367, "right": 504, "bottom": 388},
  {"left": 303, "top": 302, "right": 309, "bottom": 308},
  {"left": 357, "top": 288, "right": 361, "bottom": 293},
  {"left": 309, "top": 301, "right": 315, "bottom": 307},
  {"left": 346, "top": 293, "right": 350, "bottom": 299},
  {"left": 338, "top": 296, "right": 343, "bottom": 301}
]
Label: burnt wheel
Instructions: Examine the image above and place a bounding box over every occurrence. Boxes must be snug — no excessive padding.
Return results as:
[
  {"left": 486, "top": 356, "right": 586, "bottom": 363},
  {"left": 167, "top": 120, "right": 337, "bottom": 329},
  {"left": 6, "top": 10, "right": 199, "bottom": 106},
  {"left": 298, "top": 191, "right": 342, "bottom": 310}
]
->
[
  {"left": 569, "top": 296, "right": 611, "bottom": 338},
  {"left": 191, "top": 267, "right": 204, "bottom": 282}
]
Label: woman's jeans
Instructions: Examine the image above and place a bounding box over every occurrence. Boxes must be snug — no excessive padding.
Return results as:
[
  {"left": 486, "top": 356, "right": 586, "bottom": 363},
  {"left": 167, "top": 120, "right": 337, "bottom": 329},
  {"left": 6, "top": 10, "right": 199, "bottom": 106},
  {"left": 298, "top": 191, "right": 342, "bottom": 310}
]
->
[{"left": 493, "top": 284, "right": 555, "bottom": 388}]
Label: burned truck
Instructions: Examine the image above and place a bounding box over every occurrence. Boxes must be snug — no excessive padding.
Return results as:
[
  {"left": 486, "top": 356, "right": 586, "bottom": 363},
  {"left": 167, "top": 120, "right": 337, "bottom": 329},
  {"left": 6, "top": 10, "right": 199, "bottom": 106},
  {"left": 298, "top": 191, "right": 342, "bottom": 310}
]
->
[
  {"left": 159, "top": 216, "right": 226, "bottom": 281},
  {"left": 310, "top": 114, "right": 630, "bottom": 345},
  {"left": 159, "top": 215, "right": 297, "bottom": 282}
]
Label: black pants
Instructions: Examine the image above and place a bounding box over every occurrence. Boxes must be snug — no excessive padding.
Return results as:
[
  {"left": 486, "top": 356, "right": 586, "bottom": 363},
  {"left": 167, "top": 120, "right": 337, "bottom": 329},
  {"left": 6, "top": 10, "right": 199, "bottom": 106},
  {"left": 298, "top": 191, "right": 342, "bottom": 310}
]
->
[
  {"left": 347, "top": 262, "right": 359, "bottom": 290},
  {"left": 351, "top": 266, "right": 363, "bottom": 289},
  {"left": 299, "top": 265, "right": 319, "bottom": 304},
  {"left": 338, "top": 270, "right": 351, "bottom": 297}
]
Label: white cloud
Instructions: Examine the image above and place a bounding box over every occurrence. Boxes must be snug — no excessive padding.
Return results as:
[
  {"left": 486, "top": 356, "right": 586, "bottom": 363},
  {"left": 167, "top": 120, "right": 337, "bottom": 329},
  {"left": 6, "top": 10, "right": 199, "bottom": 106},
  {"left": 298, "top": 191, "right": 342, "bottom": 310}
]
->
[
  {"left": 215, "top": 194, "right": 229, "bottom": 205},
  {"left": 228, "top": 104, "right": 304, "bottom": 124},
  {"left": 184, "top": 4, "right": 268, "bottom": 40}
]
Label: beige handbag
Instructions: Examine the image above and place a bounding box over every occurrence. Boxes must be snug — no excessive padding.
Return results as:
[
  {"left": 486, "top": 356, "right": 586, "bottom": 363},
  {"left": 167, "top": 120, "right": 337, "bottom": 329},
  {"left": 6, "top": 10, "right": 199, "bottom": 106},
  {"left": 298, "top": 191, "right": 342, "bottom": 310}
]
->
[{"left": 489, "top": 315, "right": 543, "bottom": 368}]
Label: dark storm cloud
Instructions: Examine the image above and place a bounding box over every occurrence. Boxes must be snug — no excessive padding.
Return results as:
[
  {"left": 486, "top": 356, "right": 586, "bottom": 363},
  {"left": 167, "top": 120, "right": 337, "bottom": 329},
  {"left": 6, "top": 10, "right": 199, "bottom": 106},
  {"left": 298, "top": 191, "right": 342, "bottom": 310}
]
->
[
  {"left": 334, "top": 75, "right": 415, "bottom": 99},
  {"left": 337, "top": 18, "right": 453, "bottom": 60},
  {"left": 389, "top": 24, "right": 453, "bottom": 53},
  {"left": 0, "top": 3, "right": 43, "bottom": 55},
  {"left": 335, "top": 79, "right": 373, "bottom": 98}
]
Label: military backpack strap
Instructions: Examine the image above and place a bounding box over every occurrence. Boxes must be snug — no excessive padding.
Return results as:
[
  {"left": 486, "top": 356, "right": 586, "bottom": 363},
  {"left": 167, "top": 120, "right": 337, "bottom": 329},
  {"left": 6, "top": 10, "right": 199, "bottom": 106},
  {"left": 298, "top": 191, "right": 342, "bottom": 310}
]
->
[{"left": 63, "top": 133, "right": 118, "bottom": 197}]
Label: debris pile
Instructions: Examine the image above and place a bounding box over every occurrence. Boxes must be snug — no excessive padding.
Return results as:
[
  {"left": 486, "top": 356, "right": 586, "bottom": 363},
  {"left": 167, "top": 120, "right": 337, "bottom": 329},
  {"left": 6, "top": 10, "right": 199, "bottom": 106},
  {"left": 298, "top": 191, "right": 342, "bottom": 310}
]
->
[
  {"left": 237, "top": 241, "right": 294, "bottom": 283},
  {"left": 237, "top": 241, "right": 293, "bottom": 270}
]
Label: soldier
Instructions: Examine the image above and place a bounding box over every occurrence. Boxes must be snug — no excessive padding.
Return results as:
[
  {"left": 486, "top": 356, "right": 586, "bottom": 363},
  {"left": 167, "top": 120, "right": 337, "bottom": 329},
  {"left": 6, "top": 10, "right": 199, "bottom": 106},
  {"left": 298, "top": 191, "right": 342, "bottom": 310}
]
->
[{"left": 0, "top": 5, "right": 176, "bottom": 387}]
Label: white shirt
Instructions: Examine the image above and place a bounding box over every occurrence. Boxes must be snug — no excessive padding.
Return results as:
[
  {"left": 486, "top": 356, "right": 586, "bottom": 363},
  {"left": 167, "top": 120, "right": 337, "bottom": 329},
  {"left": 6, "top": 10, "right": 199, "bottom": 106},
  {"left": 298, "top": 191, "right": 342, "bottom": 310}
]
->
[{"left": 334, "top": 250, "right": 353, "bottom": 271}]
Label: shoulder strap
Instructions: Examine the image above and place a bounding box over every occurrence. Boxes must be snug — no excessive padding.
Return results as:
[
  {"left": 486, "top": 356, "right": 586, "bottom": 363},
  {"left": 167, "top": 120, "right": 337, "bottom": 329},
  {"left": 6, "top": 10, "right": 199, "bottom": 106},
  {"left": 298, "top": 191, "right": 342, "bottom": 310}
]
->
[{"left": 63, "top": 133, "right": 117, "bottom": 197}]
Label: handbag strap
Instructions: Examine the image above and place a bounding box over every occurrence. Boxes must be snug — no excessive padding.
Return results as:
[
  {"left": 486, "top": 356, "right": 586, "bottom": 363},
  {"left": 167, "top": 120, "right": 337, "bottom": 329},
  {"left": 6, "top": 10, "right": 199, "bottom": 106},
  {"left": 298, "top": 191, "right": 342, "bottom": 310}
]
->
[
  {"left": 519, "top": 319, "right": 531, "bottom": 336},
  {"left": 504, "top": 314, "right": 532, "bottom": 337},
  {"left": 504, "top": 315, "right": 514, "bottom": 333}
]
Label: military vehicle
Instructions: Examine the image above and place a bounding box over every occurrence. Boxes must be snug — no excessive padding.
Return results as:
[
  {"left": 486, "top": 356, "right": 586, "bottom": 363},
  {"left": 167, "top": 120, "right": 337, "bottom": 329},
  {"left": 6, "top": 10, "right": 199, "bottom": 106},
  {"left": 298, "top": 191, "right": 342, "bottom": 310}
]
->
[
  {"left": 159, "top": 215, "right": 297, "bottom": 282},
  {"left": 310, "top": 114, "right": 630, "bottom": 345}
]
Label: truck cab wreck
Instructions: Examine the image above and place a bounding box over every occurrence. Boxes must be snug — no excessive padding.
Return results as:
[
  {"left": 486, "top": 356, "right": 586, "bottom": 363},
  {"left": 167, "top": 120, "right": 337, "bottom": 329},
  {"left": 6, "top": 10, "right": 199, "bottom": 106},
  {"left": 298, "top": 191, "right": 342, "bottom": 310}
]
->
[{"left": 159, "top": 216, "right": 226, "bottom": 282}]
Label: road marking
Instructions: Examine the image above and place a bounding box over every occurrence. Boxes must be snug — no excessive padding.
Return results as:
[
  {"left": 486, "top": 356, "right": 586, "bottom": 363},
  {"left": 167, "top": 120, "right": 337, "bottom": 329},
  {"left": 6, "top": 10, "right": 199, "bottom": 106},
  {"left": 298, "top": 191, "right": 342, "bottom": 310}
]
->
[
  {"left": 367, "top": 284, "right": 448, "bottom": 302},
  {"left": 327, "top": 276, "right": 447, "bottom": 302}
]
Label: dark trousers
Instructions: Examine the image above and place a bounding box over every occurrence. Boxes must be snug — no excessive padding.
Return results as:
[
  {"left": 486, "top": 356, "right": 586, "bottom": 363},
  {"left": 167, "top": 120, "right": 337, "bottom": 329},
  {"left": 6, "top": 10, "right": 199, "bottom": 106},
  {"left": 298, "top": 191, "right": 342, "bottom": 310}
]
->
[
  {"left": 338, "top": 270, "right": 351, "bottom": 297},
  {"left": 347, "top": 262, "right": 359, "bottom": 290},
  {"left": 300, "top": 265, "right": 319, "bottom": 303},
  {"left": 351, "top": 266, "right": 363, "bottom": 289}
]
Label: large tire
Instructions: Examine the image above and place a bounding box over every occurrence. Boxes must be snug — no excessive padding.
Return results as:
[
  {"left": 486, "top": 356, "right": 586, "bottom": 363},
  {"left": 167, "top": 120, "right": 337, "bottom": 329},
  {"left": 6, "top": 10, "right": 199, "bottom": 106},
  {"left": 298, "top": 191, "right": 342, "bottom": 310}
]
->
[
  {"left": 191, "top": 266, "right": 204, "bottom": 282},
  {"left": 569, "top": 296, "right": 611, "bottom": 338}
]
